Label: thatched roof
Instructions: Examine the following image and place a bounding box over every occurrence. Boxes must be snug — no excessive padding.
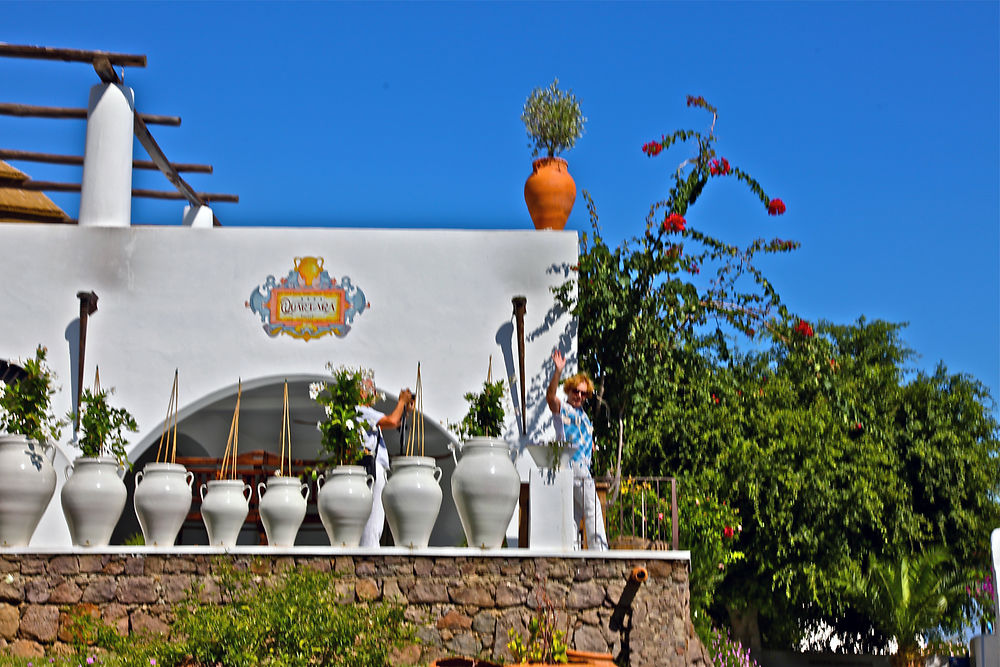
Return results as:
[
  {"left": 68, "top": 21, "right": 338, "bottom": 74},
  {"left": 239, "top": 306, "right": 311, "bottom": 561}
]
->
[{"left": 0, "top": 160, "right": 71, "bottom": 223}]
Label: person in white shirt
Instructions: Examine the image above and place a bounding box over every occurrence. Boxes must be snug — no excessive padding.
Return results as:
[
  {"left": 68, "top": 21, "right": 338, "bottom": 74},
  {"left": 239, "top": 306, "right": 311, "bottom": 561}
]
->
[{"left": 358, "top": 387, "right": 414, "bottom": 547}]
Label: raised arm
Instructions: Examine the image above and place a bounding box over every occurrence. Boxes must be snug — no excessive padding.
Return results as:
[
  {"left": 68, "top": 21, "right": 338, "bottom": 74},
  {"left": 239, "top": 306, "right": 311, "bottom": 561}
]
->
[
  {"left": 377, "top": 388, "right": 415, "bottom": 430},
  {"left": 546, "top": 349, "right": 566, "bottom": 414}
]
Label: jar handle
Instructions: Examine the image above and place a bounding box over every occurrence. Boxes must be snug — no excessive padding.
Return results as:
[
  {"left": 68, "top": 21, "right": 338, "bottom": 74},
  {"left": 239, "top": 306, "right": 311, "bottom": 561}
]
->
[
  {"left": 316, "top": 475, "right": 325, "bottom": 491},
  {"left": 134, "top": 469, "right": 144, "bottom": 486},
  {"left": 185, "top": 471, "right": 195, "bottom": 488},
  {"left": 365, "top": 474, "right": 374, "bottom": 489},
  {"left": 257, "top": 482, "right": 267, "bottom": 500},
  {"left": 64, "top": 463, "right": 74, "bottom": 479},
  {"left": 433, "top": 466, "right": 443, "bottom": 483},
  {"left": 300, "top": 482, "right": 310, "bottom": 502},
  {"left": 43, "top": 441, "right": 56, "bottom": 463},
  {"left": 243, "top": 483, "right": 253, "bottom": 501},
  {"left": 199, "top": 483, "right": 207, "bottom": 501}
]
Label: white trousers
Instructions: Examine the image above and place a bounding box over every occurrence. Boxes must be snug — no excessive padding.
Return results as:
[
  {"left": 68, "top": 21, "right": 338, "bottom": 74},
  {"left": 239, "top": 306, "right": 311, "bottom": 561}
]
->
[
  {"left": 572, "top": 461, "right": 608, "bottom": 551},
  {"left": 360, "top": 456, "right": 390, "bottom": 547}
]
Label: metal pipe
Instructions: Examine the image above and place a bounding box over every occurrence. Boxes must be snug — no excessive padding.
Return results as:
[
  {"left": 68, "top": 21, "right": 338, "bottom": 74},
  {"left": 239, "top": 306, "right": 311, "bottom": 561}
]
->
[
  {"left": 511, "top": 296, "right": 527, "bottom": 436},
  {"left": 75, "top": 291, "right": 98, "bottom": 430},
  {"left": 609, "top": 566, "right": 648, "bottom": 631}
]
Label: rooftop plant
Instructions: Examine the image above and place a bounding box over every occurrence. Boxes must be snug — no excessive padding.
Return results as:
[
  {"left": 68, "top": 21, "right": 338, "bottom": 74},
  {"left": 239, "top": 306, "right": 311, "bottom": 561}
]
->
[{"left": 522, "top": 78, "right": 586, "bottom": 158}]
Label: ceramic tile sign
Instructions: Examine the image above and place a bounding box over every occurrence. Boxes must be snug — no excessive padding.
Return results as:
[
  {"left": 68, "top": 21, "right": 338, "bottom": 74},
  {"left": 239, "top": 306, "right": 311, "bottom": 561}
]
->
[{"left": 246, "top": 256, "right": 368, "bottom": 341}]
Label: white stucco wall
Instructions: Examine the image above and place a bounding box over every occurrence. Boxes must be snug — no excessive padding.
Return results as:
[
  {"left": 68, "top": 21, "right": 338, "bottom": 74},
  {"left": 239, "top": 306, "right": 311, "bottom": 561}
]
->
[{"left": 0, "top": 223, "right": 578, "bottom": 546}]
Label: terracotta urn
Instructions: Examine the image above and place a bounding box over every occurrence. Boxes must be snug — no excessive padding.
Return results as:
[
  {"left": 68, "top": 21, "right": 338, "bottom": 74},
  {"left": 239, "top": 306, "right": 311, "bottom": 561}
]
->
[{"left": 524, "top": 157, "right": 576, "bottom": 230}]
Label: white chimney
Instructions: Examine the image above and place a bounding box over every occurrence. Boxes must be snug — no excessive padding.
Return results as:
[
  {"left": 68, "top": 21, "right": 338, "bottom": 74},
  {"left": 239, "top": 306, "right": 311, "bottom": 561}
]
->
[
  {"left": 182, "top": 204, "right": 213, "bottom": 228},
  {"left": 78, "top": 83, "right": 135, "bottom": 227}
]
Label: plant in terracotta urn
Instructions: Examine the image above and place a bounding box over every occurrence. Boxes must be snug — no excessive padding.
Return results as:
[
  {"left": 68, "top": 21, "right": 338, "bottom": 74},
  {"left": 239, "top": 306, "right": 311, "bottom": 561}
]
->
[
  {"left": 62, "top": 374, "right": 137, "bottom": 546},
  {"left": 521, "top": 78, "right": 586, "bottom": 231},
  {"left": 0, "top": 345, "right": 65, "bottom": 546}
]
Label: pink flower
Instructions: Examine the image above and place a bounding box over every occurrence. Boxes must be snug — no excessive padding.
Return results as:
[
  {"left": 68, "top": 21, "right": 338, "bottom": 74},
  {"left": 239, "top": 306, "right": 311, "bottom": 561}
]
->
[
  {"left": 723, "top": 526, "right": 734, "bottom": 539},
  {"left": 658, "top": 512, "right": 664, "bottom": 521},
  {"left": 768, "top": 198, "right": 787, "bottom": 216}
]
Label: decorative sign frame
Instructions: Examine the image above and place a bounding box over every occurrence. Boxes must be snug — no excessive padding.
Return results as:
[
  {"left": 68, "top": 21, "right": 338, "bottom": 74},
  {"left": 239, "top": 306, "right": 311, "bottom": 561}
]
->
[{"left": 246, "top": 256, "right": 368, "bottom": 341}]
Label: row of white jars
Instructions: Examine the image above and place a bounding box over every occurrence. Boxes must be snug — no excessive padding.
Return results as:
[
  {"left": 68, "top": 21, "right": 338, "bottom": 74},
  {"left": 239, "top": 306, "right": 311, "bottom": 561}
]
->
[{"left": 0, "top": 433, "right": 520, "bottom": 549}]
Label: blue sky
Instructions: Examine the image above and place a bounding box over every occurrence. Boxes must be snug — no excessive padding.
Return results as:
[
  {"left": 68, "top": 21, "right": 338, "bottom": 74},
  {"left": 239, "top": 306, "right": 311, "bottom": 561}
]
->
[{"left": 3, "top": 1, "right": 998, "bottom": 405}]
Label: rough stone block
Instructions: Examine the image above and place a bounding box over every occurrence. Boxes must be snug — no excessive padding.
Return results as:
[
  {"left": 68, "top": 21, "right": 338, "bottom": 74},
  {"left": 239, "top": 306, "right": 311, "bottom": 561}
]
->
[
  {"left": 81, "top": 577, "right": 116, "bottom": 603},
  {"left": 162, "top": 557, "right": 196, "bottom": 574},
  {"left": 162, "top": 574, "right": 194, "bottom": 603},
  {"left": 124, "top": 556, "right": 144, "bottom": 576},
  {"left": 78, "top": 554, "right": 105, "bottom": 573},
  {"left": 130, "top": 610, "right": 170, "bottom": 638},
  {"left": 445, "top": 631, "right": 480, "bottom": 656},
  {"left": 0, "top": 603, "right": 18, "bottom": 639},
  {"left": 101, "top": 559, "right": 124, "bottom": 575},
  {"left": 382, "top": 578, "right": 405, "bottom": 604},
  {"left": 355, "top": 578, "right": 379, "bottom": 601},
  {"left": 437, "top": 609, "right": 472, "bottom": 631},
  {"left": 0, "top": 578, "right": 24, "bottom": 603},
  {"left": 388, "top": 642, "right": 422, "bottom": 667},
  {"left": 20, "top": 559, "right": 46, "bottom": 577},
  {"left": 495, "top": 581, "right": 527, "bottom": 607},
  {"left": 449, "top": 581, "right": 495, "bottom": 607},
  {"left": 567, "top": 581, "right": 604, "bottom": 609},
  {"left": 472, "top": 609, "right": 497, "bottom": 635},
  {"left": 48, "top": 555, "right": 79, "bottom": 575},
  {"left": 8, "top": 639, "right": 43, "bottom": 657},
  {"left": 409, "top": 581, "right": 449, "bottom": 604},
  {"left": 102, "top": 603, "right": 129, "bottom": 637},
  {"left": 334, "top": 581, "right": 354, "bottom": 605},
  {"left": 0, "top": 559, "right": 18, "bottom": 574},
  {"left": 116, "top": 576, "right": 159, "bottom": 604},
  {"left": 20, "top": 604, "right": 59, "bottom": 642},
  {"left": 24, "top": 579, "right": 49, "bottom": 604},
  {"left": 572, "top": 623, "right": 610, "bottom": 653},
  {"left": 413, "top": 557, "right": 433, "bottom": 577},
  {"left": 49, "top": 580, "right": 83, "bottom": 605}
]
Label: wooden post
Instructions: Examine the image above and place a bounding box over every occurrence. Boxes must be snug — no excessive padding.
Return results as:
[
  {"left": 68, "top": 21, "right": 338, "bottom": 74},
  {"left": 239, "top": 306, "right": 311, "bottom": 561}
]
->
[
  {"left": 511, "top": 296, "right": 527, "bottom": 436},
  {"left": 75, "top": 291, "right": 98, "bottom": 429}
]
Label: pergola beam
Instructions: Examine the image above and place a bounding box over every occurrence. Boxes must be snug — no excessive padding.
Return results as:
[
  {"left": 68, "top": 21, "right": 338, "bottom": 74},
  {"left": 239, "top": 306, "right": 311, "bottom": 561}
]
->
[
  {"left": 0, "top": 148, "right": 213, "bottom": 174},
  {"left": 0, "top": 103, "right": 180, "bottom": 126},
  {"left": 0, "top": 44, "right": 146, "bottom": 68},
  {"left": 19, "top": 180, "right": 239, "bottom": 204}
]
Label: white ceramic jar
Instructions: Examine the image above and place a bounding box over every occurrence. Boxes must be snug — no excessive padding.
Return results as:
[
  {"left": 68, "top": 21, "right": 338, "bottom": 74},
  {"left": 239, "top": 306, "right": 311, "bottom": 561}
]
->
[
  {"left": 133, "top": 462, "right": 194, "bottom": 546},
  {"left": 382, "top": 456, "right": 442, "bottom": 548},
  {"left": 200, "top": 479, "right": 251, "bottom": 547},
  {"left": 316, "top": 465, "right": 373, "bottom": 547},
  {"left": 61, "top": 456, "right": 128, "bottom": 547},
  {"left": 258, "top": 475, "right": 309, "bottom": 547},
  {"left": 451, "top": 437, "right": 520, "bottom": 548},
  {"left": 0, "top": 433, "right": 57, "bottom": 547}
]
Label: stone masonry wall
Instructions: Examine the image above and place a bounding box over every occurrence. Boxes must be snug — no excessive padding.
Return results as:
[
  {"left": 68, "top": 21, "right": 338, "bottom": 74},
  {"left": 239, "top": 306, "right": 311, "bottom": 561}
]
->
[{"left": 0, "top": 552, "right": 710, "bottom": 666}]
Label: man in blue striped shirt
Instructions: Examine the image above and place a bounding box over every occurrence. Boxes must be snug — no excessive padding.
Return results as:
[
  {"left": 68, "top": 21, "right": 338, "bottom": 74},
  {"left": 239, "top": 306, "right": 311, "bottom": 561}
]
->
[{"left": 547, "top": 349, "right": 608, "bottom": 551}]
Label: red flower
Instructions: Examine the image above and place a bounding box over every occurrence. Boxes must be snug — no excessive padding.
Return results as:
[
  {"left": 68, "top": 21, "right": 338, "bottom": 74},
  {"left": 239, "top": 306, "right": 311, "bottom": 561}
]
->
[
  {"left": 642, "top": 140, "right": 664, "bottom": 157},
  {"left": 687, "top": 95, "right": 707, "bottom": 108},
  {"left": 768, "top": 198, "right": 787, "bottom": 216},
  {"left": 711, "top": 394, "right": 719, "bottom": 404},
  {"left": 687, "top": 263, "right": 700, "bottom": 275},
  {"left": 666, "top": 244, "right": 683, "bottom": 260},
  {"left": 663, "top": 213, "right": 686, "bottom": 233},
  {"left": 709, "top": 157, "right": 731, "bottom": 176},
  {"left": 794, "top": 319, "right": 814, "bottom": 338},
  {"left": 723, "top": 526, "right": 734, "bottom": 539}
]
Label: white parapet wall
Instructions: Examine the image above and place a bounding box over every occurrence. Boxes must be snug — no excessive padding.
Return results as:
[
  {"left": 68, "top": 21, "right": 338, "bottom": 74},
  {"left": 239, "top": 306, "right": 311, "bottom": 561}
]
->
[{"left": 0, "top": 223, "right": 577, "bottom": 546}]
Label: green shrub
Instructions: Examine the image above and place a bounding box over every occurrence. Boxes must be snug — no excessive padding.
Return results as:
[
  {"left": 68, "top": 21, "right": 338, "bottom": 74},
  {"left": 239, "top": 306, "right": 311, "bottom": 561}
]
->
[{"left": 20, "top": 563, "right": 413, "bottom": 667}]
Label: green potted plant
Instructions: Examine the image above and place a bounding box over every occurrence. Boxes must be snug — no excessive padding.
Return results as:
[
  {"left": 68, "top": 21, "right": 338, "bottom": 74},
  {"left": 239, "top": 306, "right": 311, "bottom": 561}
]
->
[
  {"left": 521, "top": 78, "right": 586, "bottom": 230},
  {"left": 0, "top": 345, "right": 64, "bottom": 547},
  {"left": 61, "top": 381, "right": 137, "bottom": 546},
  {"left": 449, "top": 378, "right": 520, "bottom": 549},
  {"left": 312, "top": 364, "right": 376, "bottom": 547}
]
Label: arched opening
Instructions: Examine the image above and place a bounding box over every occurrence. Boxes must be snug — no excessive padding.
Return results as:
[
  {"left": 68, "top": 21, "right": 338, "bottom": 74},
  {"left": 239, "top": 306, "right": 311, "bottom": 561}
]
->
[{"left": 116, "top": 375, "right": 464, "bottom": 546}]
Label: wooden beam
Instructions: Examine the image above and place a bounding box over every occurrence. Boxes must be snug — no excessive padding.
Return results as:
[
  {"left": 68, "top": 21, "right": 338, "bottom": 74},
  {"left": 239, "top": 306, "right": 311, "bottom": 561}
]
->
[
  {"left": 0, "top": 44, "right": 146, "bottom": 68},
  {"left": 0, "top": 103, "right": 180, "bottom": 126},
  {"left": 0, "top": 148, "right": 213, "bottom": 174},
  {"left": 19, "top": 180, "right": 239, "bottom": 203}
]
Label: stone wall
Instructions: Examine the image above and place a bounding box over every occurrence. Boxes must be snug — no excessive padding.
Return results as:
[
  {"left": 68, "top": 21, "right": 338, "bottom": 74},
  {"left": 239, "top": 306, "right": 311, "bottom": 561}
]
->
[{"left": 0, "top": 550, "right": 710, "bottom": 666}]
